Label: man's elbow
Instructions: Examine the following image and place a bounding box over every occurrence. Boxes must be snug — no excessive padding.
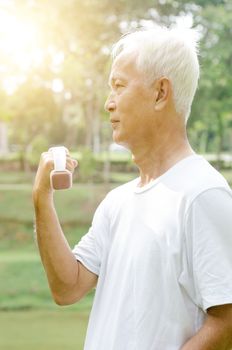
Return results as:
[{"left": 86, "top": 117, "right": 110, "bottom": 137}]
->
[
  {"left": 52, "top": 289, "right": 83, "bottom": 306},
  {"left": 53, "top": 293, "right": 81, "bottom": 306},
  {"left": 53, "top": 296, "right": 72, "bottom": 306}
]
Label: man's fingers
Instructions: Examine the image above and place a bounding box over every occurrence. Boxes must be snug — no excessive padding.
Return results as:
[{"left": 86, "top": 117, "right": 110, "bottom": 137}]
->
[
  {"left": 44, "top": 147, "right": 78, "bottom": 173},
  {"left": 72, "top": 159, "right": 78, "bottom": 168},
  {"left": 40, "top": 152, "right": 54, "bottom": 170},
  {"left": 66, "top": 158, "right": 78, "bottom": 172}
]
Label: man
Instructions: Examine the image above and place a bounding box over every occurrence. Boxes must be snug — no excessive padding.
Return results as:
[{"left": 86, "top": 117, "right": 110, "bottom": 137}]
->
[{"left": 33, "top": 26, "right": 232, "bottom": 349}]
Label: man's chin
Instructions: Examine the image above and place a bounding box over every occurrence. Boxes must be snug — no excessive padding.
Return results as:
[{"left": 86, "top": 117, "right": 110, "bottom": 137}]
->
[
  {"left": 113, "top": 132, "right": 123, "bottom": 145},
  {"left": 112, "top": 134, "right": 129, "bottom": 150}
]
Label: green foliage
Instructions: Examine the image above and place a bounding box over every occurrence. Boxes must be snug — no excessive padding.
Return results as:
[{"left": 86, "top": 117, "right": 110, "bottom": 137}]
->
[
  {"left": 0, "top": 89, "right": 12, "bottom": 122},
  {"left": 77, "top": 148, "right": 98, "bottom": 182},
  {"left": 0, "top": 0, "right": 231, "bottom": 157},
  {"left": 189, "top": 2, "right": 232, "bottom": 159},
  {"left": 9, "top": 85, "right": 59, "bottom": 148},
  {"left": 28, "top": 135, "right": 50, "bottom": 166}
]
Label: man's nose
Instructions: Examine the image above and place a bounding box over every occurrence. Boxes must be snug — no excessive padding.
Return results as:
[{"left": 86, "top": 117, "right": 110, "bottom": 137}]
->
[{"left": 104, "top": 94, "right": 116, "bottom": 112}]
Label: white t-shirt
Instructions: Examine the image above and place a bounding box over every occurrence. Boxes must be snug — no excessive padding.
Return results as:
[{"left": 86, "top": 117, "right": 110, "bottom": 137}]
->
[{"left": 73, "top": 154, "right": 232, "bottom": 350}]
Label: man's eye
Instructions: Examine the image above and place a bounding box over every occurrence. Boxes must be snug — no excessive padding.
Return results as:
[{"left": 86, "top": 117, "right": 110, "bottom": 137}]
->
[{"left": 115, "top": 83, "right": 124, "bottom": 88}]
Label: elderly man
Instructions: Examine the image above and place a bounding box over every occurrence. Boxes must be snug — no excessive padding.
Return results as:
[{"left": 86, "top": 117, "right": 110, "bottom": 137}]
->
[{"left": 33, "top": 26, "right": 232, "bottom": 349}]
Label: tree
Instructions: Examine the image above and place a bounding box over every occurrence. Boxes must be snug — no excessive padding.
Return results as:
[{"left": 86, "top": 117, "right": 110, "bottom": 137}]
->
[
  {"left": 189, "top": 2, "right": 232, "bottom": 166},
  {"left": 9, "top": 81, "right": 59, "bottom": 170},
  {"left": 1, "top": 0, "right": 232, "bottom": 164}
]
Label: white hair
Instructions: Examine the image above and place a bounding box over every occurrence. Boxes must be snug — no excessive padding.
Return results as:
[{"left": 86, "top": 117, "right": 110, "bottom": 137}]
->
[{"left": 111, "top": 26, "right": 200, "bottom": 123}]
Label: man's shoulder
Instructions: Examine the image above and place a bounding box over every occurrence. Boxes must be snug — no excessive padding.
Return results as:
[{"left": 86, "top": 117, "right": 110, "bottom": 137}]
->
[{"left": 171, "top": 155, "right": 231, "bottom": 199}]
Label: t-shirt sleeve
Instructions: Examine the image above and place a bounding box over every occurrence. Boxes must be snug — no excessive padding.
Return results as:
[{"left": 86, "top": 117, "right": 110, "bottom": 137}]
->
[
  {"left": 185, "top": 187, "right": 232, "bottom": 312},
  {"left": 72, "top": 196, "right": 109, "bottom": 276}
]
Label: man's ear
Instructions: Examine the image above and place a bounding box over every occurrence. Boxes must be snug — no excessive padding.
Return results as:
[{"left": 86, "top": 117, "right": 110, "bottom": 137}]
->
[{"left": 154, "top": 78, "right": 171, "bottom": 111}]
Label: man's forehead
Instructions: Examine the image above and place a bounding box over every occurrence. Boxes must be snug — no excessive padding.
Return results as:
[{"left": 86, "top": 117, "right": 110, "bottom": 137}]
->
[{"left": 108, "top": 51, "right": 138, "bottom": 83}]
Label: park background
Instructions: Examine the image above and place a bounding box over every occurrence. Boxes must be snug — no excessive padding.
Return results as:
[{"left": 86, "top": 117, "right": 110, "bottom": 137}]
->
[{"left": 0, "top": 0, "right": 232, "bottom": 349}]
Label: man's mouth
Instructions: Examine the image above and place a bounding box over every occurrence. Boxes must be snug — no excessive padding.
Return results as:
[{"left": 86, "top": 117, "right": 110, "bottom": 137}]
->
[
  {"left": 110, "top": 120, "right": 120, "bottom": 129},
  {"left": 110, "top": 118, "right": 120, "bottom": 123}
]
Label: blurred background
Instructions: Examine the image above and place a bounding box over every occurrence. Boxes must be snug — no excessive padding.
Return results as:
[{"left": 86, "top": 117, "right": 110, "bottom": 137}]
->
[{"left": 0, "top": 0, "right": 231, "bottom": 349}]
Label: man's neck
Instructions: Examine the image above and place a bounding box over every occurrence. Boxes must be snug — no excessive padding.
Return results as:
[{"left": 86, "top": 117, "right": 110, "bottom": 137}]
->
[{"left": 132, "top": 138, "right": 194, "bottom": 187}]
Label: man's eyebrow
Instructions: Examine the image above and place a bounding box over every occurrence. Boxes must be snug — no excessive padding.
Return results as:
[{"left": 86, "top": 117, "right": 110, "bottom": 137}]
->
[{"left": 108, "top": 75, "right": 126, "bottom": 87}]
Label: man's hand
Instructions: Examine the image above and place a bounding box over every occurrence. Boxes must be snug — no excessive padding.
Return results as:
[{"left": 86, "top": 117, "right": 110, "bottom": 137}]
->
[
  {"left": 181, "top": 304, "right": 232, "bottom": 350},
  {"left": 33, "top": 149, "right": 78, "bottom": 199}
]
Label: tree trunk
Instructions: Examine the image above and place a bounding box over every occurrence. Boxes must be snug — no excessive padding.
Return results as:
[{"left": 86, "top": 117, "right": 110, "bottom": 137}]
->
[
  {"left": 84, "top": 100, "right": 93, "bottom": 149},
  {"left": 216, "top": 113, "right": 224, "bottom": 170},
  {"left": 0, "top": 121, "right": 9, "bottom": 155},
  {"left": 92, "top": 97, "right": 101, "bottom": 154}
]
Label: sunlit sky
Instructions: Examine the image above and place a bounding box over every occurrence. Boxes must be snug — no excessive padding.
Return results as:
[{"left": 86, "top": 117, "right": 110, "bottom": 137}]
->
[
  {"left": 0, "top": 2, "right": 64, "bottom": 95},
  {"left": 0, "top": 1, "right": 194, "bottom": 96}
]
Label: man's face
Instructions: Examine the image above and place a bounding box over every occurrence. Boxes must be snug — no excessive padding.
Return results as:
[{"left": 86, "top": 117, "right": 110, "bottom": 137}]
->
[{"left": 105, "top": 52, "right": 155, "bottom": 149}]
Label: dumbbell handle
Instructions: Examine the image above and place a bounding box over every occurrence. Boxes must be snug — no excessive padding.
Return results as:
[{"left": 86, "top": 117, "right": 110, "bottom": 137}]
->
[{"left": 49, "top": 146, "right": 72, "bottom": 190}]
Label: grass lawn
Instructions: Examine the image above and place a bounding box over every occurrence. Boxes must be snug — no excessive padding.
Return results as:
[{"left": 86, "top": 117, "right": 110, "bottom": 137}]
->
[
  {"left": 0, "top": 183, "right": 111, "bottom": 226},
  {"left": 0, "top": 181, "right": 110, "bottom": 312},
  {"left": 0, "top": 309, "right": 89, "bottom": 350},
  {"left": 0, "top": 248, "right": 93, "bottom": 349},
  {"left": 0, "top": 245, "right": 95, "bottom": 311}
]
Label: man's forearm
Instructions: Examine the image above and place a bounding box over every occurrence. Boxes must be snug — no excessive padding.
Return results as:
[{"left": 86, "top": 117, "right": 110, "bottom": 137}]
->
[
  {"left": 181, "top": 313, "right": 232, "bottom": 350},
  {"left": 34, "top": 192, "right": 79, "bottom": 304}
]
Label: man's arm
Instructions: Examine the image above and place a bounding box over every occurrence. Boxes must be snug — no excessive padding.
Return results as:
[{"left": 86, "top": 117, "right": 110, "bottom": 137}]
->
[
  {"left": 33, "top": 151, "right": 98, "bottom": 305},
  {"left": 181, "top": 304, "right": 232, "bottom": 350}
]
